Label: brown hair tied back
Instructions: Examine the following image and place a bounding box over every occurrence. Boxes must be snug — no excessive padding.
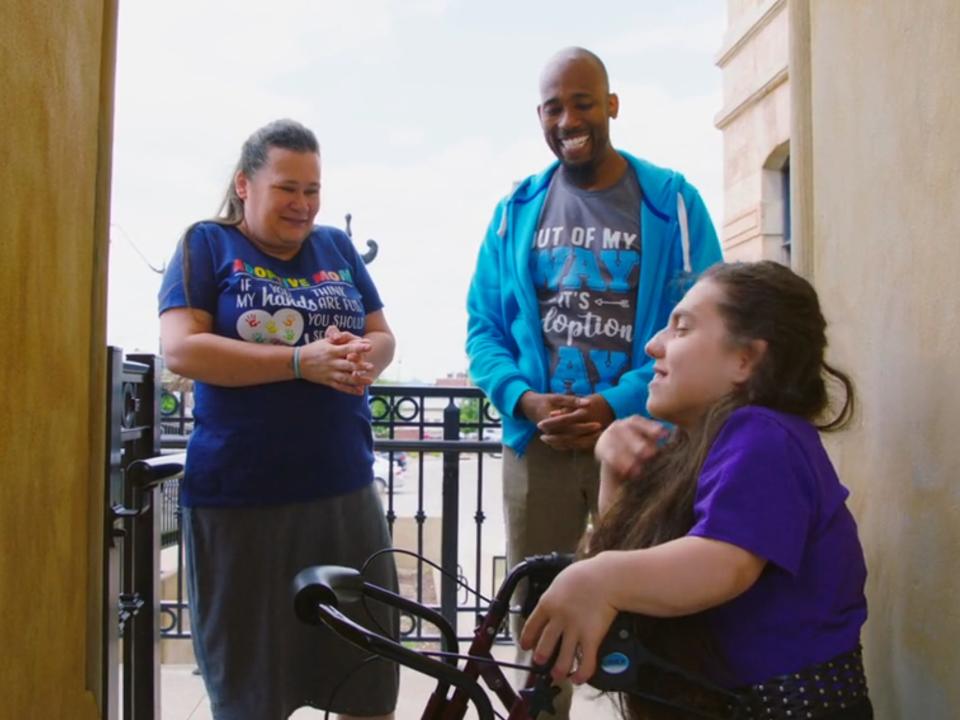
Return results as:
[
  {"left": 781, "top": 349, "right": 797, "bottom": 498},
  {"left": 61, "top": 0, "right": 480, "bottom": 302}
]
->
[
  {"left": 702, "top": 260, "right": 855, "bottom": 431},
  {"left": 216, "top": 118, "right": 320, "bottom": 226},
  {"left": 179, "top": 119, "right": 320, "bottom": 305}
]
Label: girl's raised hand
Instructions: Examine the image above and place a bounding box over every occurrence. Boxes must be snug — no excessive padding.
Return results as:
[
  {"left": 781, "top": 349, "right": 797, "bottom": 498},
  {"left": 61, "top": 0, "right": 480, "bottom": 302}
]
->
[{"left": 595, "top": 416, "right": 669, "bottom": 480}]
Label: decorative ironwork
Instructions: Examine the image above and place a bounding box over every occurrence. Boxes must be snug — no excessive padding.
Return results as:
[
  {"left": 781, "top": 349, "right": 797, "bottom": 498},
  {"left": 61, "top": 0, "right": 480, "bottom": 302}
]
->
[
  {"left": 156, "top": 382, "right": 505, "bottom": 645},
  {"left": 344, "top": 212, "right": 379, "bottom": 265},
  {"left": 104, "top": 349, "right": 171, "bottom": 720}
]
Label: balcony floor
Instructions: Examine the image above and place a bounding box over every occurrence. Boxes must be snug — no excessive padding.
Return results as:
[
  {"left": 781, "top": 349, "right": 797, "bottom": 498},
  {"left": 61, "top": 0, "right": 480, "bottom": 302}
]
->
[
  {"left": 161, "top": 652, "right": 617, "bottom": 719},
  {"left": 158, "top": 438, "right": 616, "bottom": 718}
]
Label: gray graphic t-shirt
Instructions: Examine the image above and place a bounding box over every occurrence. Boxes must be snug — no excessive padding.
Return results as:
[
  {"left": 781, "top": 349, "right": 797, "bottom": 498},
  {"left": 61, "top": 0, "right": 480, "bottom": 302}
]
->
[{"left": 530, "top": 167, "right": 642, "bottom": 395}]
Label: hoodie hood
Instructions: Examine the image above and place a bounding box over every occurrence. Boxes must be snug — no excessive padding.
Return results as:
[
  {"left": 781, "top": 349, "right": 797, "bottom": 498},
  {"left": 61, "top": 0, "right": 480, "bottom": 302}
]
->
[{"left": 504, "top": 150, "right": 686, "bottom": 223}]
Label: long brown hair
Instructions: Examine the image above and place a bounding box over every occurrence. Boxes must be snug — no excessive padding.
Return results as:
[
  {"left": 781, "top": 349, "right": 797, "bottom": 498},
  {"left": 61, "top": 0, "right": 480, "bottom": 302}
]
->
[
  {"left": 586, "top": 261, "right": 856, "bottom": 719},
  {"left": 179, "top": 119, "right": 320, "bottom": 304}
]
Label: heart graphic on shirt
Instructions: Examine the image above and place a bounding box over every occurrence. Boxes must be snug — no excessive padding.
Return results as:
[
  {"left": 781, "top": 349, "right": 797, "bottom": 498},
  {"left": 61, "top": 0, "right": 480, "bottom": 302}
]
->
[{"left": 236, "top": 309, "right": 304, "bottom": 345}]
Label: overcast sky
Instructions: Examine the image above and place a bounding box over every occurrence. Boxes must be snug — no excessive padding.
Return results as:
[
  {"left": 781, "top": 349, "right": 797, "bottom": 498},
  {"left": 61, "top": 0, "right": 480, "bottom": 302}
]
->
[{"left": 107, "top": 0, "right": 727, "bottom": 382}]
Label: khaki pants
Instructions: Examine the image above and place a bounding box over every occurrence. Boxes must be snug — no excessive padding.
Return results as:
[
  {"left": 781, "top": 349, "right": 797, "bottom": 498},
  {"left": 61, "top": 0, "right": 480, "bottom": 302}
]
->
[{"left": 503, "top": 437, "right": 600, "bottom": 720}]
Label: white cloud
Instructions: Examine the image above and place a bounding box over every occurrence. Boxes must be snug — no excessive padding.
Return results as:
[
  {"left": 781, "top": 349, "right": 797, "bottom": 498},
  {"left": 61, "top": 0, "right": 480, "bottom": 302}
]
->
[
  {"left": 107, "top": 1, "right": 726, "bottom": 381},
  {"left": 606, "top": 18, "right": 725, "bottom": 56},
  {"left": 314, "top": 85, "right": 724, "bottom": 382},
  {"left": 318, "top": 135, "right": 548, "bottom": 381},
  {"left": 612, "top": 82, "right": 724, "bottom": 219},
  {"left": 385, "top": 127, "right": 427, "bottom": 148}
]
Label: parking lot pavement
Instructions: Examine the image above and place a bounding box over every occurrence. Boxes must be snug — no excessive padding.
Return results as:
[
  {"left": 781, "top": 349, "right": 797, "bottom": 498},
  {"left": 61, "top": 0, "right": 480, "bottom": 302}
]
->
[{"left": 378, "top": 453, "right": 507, "bottom": 608}]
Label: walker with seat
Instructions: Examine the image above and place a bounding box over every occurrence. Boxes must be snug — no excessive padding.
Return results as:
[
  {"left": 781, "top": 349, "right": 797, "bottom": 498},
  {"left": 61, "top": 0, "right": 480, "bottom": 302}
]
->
[{"left": 293, "top": 550, "right": 745, "bottom": 719}]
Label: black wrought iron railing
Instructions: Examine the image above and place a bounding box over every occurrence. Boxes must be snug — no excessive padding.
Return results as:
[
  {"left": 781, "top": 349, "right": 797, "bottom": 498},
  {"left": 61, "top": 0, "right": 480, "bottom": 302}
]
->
[
  {"left": 104, "top": 349, "right": 185, "bottom": 720},
  {"left": 157, "top": 383, "right": 506, "bottom": 646}
]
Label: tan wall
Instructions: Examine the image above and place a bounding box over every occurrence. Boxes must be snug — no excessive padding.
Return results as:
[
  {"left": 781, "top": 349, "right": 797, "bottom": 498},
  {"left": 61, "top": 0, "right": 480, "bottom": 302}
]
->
[
  {"left": 800, "top": 1, "right": 960, "bottom": 716},
  {"left": 716, "top": 0, "right": 791, "bottom": 262},
  {"left": 0, "top": 1, "right": 117, "bottom": 717}
]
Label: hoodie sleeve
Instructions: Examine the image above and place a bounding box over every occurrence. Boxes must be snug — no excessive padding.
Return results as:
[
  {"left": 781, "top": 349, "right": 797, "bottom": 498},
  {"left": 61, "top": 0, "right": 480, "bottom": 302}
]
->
[
  {"left": 598, "top": 356, "right": 655, "bottom": 419},
  {"left": 465, "top": 200, "right": 534, "bottom": 419},
  {"left": 681, "top": 182, "right": 723, "bottom": 276},
  {"left": 597, "top": 176, "right": 722, "bottom": 420}
]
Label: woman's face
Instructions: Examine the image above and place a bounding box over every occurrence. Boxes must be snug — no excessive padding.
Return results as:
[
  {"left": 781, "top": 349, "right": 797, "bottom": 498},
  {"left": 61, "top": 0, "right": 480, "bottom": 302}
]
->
[
  {"left": 235, "top": 147, "right": 321, "bottom": 258},
  {"left": 645, "top": 278, "right": 759, "bottom": 429}
]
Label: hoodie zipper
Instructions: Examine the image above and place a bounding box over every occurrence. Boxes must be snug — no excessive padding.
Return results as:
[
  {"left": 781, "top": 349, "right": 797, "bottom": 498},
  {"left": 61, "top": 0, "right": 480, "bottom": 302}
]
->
[
  {"left": 677, "top": 191, "right": 692, "bottom": 274},
  {"left": 504, "top": 194, "right": 550, "bottom": 393}
]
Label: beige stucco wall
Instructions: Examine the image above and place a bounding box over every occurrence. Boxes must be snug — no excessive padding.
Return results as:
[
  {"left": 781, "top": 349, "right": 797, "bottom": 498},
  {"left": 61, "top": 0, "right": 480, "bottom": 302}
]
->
[
  {"left": 799, "top": 1, "right": 960, "bottom": 716},
  {"left": 716, "top": 0, "right": 791, "bottom": 262},
  {"left": 0, "top": 1, "right": 117, "bottom": 717}
]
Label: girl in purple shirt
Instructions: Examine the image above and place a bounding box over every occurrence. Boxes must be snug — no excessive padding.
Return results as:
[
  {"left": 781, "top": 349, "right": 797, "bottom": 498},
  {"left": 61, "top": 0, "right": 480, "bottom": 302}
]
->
[{"left": 521, "top": 261, "right": 872, "bottom": 719}]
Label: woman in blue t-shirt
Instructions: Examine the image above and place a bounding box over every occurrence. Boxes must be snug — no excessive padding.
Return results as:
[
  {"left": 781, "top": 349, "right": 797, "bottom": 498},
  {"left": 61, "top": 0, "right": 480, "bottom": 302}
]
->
[
  {"left": 158, "top": 119, "right": 398, "bottom": 720},
  {"left": 520, "top": 261, "right": 873, "bottom": 719}
]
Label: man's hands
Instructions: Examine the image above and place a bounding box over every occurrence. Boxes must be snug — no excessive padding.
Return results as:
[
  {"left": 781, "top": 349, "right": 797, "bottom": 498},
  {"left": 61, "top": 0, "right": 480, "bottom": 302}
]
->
[
  {"left": 517, "top": 391, "right": 580, "bottom": 425},
  {"left": 298, "top": 325, "right": 375, "bottom": 395},
  {"left": 519, "top": 391, "right": 615, "bottom": 450}
]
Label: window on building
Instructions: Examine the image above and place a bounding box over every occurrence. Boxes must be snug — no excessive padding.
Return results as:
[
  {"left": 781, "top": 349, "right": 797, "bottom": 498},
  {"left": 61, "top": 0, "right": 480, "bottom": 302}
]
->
[
  {"left": 762, "top": 142, "right": 791, "bottom": 265},
  {"left": 782, "top": 157, "right": 791, "bottom": 263}
]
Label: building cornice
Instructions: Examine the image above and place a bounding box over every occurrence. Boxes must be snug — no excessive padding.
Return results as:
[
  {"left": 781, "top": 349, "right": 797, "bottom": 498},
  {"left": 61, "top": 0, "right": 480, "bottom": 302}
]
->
[
  {"left": 715, "top": 0, "right": 787, "bottom": 68},
  {"left": 714, "top": 65, "right": 788, "bottom": 130}
]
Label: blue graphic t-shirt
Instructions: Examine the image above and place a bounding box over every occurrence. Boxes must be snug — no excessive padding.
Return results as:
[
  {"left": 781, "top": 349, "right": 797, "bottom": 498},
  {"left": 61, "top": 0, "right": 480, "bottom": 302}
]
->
[
  {"left": 531, "top": 167, "right": 642, "bottom": 395},
  {"left": 158, "top": 222, "right": 383, "bottom": 507}
]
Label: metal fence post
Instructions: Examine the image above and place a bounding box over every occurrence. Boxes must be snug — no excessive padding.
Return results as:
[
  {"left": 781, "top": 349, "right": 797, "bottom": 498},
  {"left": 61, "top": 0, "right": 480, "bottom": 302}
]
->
[
  {"left": 103, "top": 347, "right": 124, "bottom": 720},
  {"left": 125, "top": 353, "right": 162, "bottom": 720},
  {"left": 440, "top": 399, "right": 461, "bottom": 629}
]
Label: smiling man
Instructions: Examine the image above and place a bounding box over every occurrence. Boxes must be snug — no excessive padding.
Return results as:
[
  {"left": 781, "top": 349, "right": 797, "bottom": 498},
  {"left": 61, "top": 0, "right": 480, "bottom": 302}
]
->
[{"left": 466, "top": 46, "right": 722, "bottom": 718}]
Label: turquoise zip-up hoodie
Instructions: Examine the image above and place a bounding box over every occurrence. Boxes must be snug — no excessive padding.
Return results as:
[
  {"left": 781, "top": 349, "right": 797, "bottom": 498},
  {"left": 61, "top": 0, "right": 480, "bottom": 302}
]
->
[{"left": 466, "top": 151, "right": 722, "bottom": 454}]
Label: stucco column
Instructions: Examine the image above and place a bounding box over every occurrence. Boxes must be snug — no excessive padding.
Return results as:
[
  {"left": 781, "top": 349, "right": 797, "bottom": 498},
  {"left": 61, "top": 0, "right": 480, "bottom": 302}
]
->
[{"left": 787, "top": 0, "right": 814, "bottom": 279}]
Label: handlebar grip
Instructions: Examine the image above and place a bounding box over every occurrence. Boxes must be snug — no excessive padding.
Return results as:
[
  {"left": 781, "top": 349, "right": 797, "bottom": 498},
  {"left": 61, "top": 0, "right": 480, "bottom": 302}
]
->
[
  {"left": 589, "top": 614, "right": 744, "bottom": 720},
  {"left": 292, "top": 565, "right": 364, "bottom": 624},
  {"left": 127, "top": 452, "right": 186, "bottom": 490}
]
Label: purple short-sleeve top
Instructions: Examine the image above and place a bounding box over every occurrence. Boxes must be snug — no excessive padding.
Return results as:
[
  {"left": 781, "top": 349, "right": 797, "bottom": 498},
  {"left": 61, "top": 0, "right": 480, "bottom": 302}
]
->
[{"left": 687, "top": 406, "right": 867, "bottom": 687}]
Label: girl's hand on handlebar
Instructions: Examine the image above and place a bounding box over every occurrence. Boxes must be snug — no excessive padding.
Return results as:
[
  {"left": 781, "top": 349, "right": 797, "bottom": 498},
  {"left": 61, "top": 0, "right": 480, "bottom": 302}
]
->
[{"left": 519, "top": 557, "right": 618, "bottom": 685}]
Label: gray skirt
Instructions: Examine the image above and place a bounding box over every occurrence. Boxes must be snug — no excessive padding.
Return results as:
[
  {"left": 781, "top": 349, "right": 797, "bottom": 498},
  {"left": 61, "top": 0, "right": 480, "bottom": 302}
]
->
[{"left": 184, "top": 483, "right": 399, "bottom": 720}]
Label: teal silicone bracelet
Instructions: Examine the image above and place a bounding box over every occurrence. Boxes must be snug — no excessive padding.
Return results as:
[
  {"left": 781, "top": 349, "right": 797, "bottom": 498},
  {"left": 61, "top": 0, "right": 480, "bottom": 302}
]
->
[{"left": 292, "top": 346, "right": 302, "bottom": 379}]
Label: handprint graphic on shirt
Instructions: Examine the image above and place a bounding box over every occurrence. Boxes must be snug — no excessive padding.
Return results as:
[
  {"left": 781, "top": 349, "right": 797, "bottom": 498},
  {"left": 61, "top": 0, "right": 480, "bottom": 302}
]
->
[{"left": 237, "top": 309, "right": 304, "bottom": 346}]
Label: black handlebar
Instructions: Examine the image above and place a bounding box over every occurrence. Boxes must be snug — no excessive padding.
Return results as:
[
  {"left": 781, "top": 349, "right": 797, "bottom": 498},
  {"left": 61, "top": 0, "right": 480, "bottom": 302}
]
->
[
  {"left": 112, "top": 452, "right": 185, "bottom": 519},
  {"left": 292, "top": 554, "right": 576, "bottom": 720},
  {"left": 126, "top": 452, "right": 186, "bottom": 490},
  {"left": 292, "top": 564, "right": 498, "bottom": 719},
  {"left": 292, "top": 564, "right": 365, "bottom": 622},
  {"left": 292, "top": 553, "right": 745, "bottom": 720}
]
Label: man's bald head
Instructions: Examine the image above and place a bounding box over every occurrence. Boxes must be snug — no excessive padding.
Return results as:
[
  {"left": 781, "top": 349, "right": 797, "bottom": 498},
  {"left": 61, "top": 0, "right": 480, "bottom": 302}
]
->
[
  {"left": 539, "top": 47, "right": 610, "bottom": 97},
  {"left": 536, "top": 47, "right": 624, "bottom": 189}
]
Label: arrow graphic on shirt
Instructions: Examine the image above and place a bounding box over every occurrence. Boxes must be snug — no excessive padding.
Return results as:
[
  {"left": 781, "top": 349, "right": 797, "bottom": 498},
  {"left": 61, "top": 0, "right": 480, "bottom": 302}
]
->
[{"left": 594, "top": 298, "right": 631, "bottom": 308}]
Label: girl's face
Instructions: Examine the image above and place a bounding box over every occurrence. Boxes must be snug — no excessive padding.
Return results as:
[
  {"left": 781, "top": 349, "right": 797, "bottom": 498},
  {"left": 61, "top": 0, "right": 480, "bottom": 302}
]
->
[
  {"left": 235, "top": 147, "right": 321, "bottom": 258},
  {"left": 645, "top": 278, "right": 761, "bottom": 429}
]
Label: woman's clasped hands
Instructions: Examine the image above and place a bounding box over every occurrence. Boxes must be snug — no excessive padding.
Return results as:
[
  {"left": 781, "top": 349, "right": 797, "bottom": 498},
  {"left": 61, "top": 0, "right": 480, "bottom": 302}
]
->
[{"left": 298, "top": 325, "right": 375, "bottom": 395}]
